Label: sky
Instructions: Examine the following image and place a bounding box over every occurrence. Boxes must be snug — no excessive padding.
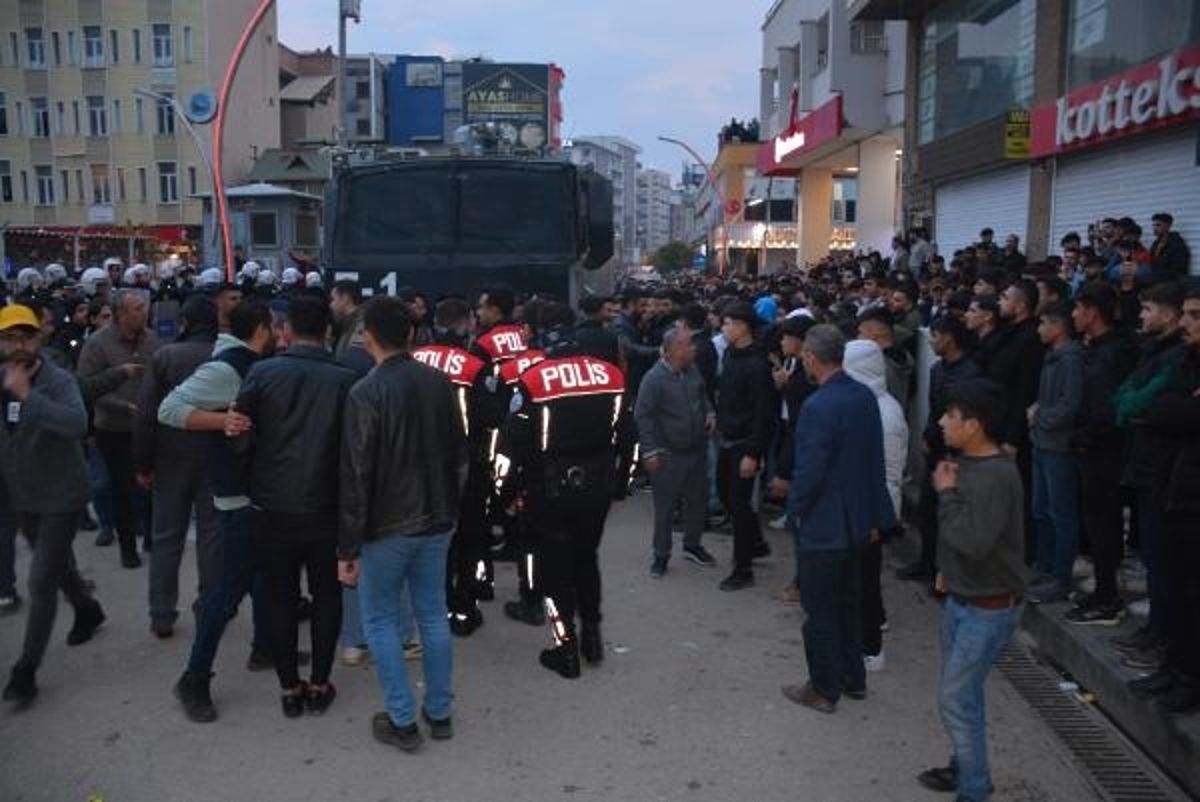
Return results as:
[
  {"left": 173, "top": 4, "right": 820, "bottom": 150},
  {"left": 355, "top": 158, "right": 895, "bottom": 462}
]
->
[{"left": 278, "top": 0, "right": 765, "bottom": 178}]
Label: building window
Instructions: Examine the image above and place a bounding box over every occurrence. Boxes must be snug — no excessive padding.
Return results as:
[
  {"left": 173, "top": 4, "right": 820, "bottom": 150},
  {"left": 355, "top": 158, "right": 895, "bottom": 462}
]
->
[
  {"left": 15, "top": 101, "right": 23, "bottom": 135},
  {"left": 1066, "top": 0, "right": 1199, "bottom": 90},
  {"left": 60, "top": 169, "right": 70, "bottom": 203},
  {"left": 111, "top": 98, "right": 122, "bottom": 133},
  {"left": 72, "top": 100, "right": 80, "bottom": 134},
  {"left": 157, "top": 161, "right": 177, "bottom": 202},
  {"left": 26, "top": 28, "right": 45, "bottom": 68},
  {"left": 110, "top": 29, "right": 119, "bottom": 64},
  {"left": 83, "top": 26, "right": 103, "bottom": 67},
  {"left": 356, "top": 118, "right": 371, "bottom": 136},
  {"left": 20, "top": 170, "right": 29, "bottom": 203},
  {"left": 135, "top": 97, "right": 144, "bottom": 134},
  {"left": 356, "top": 80, "right": 370, "bottom": 99},
  {"left": 132, "top": 28, "right": 142, "bottom": 63},
  {"left": 116, "top": 167, "right": 126, "bottom": 201},
  {"left": 51, "top": 31, "right": 62, "bottom": 65},
  {"left": 75, "top": 169, "right": 84, "bottom": 203},
  {"left": 850, "top": 20, "right": 888, "bottom": 54},
  {"left": 156, "top": 94, "right": 175, "bottom": 135},
  {"left": 187, "top": 165, "right": 197, "bottom": 195},
  {"left": 294, "top": 213, "right": 319, "bottom": 247},
  {"left": 31, "top": 97, "right": 49, "bottom": 138},
  {"left": 137, "top": 167, "right": 147, "bottom": 201},
  {"left": 917, "top": 0, "right": 1036, "bottom": 144},
  {"left": 8, "top": 33, "right": 17, "bottom": 67},
  {"left": 250, "top": 212, "right": 278, "bottom": 247},
  {"left": 92, "top": 164, "right": 112, "bottom": 204},
  {"left": 55, "top": 101, "right": 65, "bottom": 134},
  {"left": 66, "top": 31, "right": 77, "bottom": 65},
  {"left": 35, "top": 165, "right": 54, "bottom": 205},
  {"left": 0, "top": 93, "right": 8, "bottom": 136},
  {"left": 813, "top": 13, "right": 829, "bottom": 75},
  {"left": 183, "top": 27, "right": 193, "bottom": 63},
  {"left": 152, "top": 24, "right": 173, "bottom": 67},
  {"left": 87, "top": 96, "right": 107, "bottom": 136},
  {"left": 0, "top": 161, "right": 11, "bottom": 203}
]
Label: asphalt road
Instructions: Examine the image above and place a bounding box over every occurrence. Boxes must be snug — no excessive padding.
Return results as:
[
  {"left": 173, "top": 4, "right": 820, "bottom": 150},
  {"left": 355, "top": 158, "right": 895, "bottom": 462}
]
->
[{"left": 0, "top": 494, "right": 1099, "bottom": 802}]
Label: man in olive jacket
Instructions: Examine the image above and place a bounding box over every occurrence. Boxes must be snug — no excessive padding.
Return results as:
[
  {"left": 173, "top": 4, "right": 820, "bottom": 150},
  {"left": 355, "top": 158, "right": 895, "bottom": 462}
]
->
[{"left": 0, "top": 305, "right": 105, "bottom": 705}]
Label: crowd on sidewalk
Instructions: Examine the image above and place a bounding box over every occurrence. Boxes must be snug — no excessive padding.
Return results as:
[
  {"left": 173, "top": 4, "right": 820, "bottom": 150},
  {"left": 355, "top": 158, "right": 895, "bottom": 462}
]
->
[{"left": 0, "top": 208, "right": 1195, "bottom": 802}]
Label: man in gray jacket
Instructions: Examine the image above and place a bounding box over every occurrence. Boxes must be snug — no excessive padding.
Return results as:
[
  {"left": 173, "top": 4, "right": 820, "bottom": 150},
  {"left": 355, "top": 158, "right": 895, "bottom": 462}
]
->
[
  {"left": 1, "top": 305, "right": 105, "bottom": 705},
  {"left": 635, "top": 324, "right": 717, "bottom": 577},
  {"left": 1028, "top": 302, "right": 1084, "bottom": 604}
]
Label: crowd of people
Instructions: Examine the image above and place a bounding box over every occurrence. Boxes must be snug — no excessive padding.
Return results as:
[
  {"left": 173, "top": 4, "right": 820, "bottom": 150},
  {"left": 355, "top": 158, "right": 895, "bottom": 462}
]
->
[{"left": 0, "top": 208, "right": 1196, "bottom": 801}]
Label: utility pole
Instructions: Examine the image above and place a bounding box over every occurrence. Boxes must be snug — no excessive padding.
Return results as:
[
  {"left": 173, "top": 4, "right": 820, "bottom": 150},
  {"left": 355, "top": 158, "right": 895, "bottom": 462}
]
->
[{"left": 337, "top": 0, "right": 362, "bottom": 149}]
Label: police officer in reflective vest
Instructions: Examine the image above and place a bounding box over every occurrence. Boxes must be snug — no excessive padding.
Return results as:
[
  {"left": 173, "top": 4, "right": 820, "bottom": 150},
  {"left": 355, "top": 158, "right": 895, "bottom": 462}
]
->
[
  {"left": 496, "top": 311, "right": 628, "bottom": 679},
  {"left": 412, "top": 341, "right": 488, "bottom": 636}
]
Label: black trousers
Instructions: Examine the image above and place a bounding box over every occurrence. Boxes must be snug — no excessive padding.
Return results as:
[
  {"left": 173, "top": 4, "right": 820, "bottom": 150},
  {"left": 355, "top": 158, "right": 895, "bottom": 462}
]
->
[
  {"left": 15, "top": 512, "right": 94, "bottom": 671},
  {"left": 447, "top": 461, "right": 490, "bottom": 612},
  {"left": 717, "top": 446, "right": 762, "bottom": 574},
  {"left": 94, "top": 429, "right": 141, "bottom": 556},
  {"left": 1079, "top": 447, "right": 1124, "bottom": 601},
  {"left": 797, "top": 546, "right": 865, "bottom": 703},
  {"left": 1165, "top": 511, "right": 1200, "bottom": 683},
  {"left": 254, "top": 513, "right": 341, "bottom": 689},
  {"left": 1016, "top": 445, "right": 1036, "bottom": 567},
  {"left": 530, "top": 488, "right": 610, "bottom": 628},
  {"left": 918, "top": 470, "right": 939, "bottom": 571},
  {"left": 861, "top": 539, "right": 885, "bottom": 656}
]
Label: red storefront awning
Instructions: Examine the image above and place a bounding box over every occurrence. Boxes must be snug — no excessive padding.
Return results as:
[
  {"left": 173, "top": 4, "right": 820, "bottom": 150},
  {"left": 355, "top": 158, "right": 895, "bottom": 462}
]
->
[{"left": 757, "top": 94, "right": 844, "bottom": 176}]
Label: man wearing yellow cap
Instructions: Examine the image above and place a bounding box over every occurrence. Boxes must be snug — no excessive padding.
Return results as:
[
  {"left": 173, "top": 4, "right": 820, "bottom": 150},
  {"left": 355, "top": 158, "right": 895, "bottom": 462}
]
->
[{"left": 0, "top": 305, "right": 106, "bottom": 705}]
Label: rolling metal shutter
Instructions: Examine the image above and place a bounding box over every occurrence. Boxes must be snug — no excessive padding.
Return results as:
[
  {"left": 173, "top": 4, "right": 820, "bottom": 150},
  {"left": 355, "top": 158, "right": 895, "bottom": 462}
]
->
[
  {"left": 934, "top": 165, "right": 1031, "bottom": 257},
  {"left": 1050, "top": 129, "right": 1200, "bottom": 275}
]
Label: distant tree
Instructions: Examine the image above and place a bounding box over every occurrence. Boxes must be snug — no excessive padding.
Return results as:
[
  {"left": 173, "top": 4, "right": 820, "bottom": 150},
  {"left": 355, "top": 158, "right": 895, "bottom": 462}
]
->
[{"left": 653, "top": 241, "right": 695, "bottom": 274}]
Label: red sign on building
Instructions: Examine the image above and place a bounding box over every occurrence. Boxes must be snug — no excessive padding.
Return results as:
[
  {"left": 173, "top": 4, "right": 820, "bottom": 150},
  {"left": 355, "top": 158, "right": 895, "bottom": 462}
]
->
[
  {"left": 1030, "top": 45, "right": 1200, "bottom": 158},
  {"left": 757, "top": 94, "right": 844, "bottom": 176}
]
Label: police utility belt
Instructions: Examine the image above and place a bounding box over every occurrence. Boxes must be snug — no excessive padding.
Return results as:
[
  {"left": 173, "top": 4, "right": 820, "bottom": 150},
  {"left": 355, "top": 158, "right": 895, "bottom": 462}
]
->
[{"left": 535, "top": 456, "right": 612, "bottom": 498}]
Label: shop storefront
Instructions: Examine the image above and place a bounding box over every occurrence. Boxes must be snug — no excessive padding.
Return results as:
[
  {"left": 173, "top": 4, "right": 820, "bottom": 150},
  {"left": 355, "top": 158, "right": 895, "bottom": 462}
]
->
[
  {"left": 759, "top": 94, "right": 903, "bottom": 264},
  {"left": 933, "top": 165, "right": 1031, "bottom": 256},
  {"left": 1032, "top": 41, "right": 1200, "bottom": 264},
  {"left": 2, "top": 224, "right": 202, "bottom": 275}
]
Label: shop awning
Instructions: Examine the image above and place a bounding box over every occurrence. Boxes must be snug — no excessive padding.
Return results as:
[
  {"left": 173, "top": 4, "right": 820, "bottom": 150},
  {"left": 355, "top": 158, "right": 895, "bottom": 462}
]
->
[{"left": 757, "top": 95, "right": 844, "bottom": 176}]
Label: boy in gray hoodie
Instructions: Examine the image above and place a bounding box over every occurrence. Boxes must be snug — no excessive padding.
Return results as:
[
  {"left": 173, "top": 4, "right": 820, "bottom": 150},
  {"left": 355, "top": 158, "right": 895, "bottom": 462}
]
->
[{"left": 1028, "top": 302, "right": 1084, "bottom": 603}]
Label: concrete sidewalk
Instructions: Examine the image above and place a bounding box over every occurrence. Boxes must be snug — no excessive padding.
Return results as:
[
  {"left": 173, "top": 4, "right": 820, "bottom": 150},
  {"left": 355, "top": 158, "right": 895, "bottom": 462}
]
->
[{"left": 0, "top": 496, "right": 1098, "bottom": 802}]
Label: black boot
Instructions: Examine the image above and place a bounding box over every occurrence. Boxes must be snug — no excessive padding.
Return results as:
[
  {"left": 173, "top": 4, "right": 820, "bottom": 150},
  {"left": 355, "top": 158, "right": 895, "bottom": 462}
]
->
[
  {"left": 449, "top": 606, "right": 484, "bottom": 637},
  {"left": 119, "top": 533, "right": 141, "bottom": 568},
  {"left": 539, "top": 639, "right": 581, "bottom": 679},
  {"left": 94, "top": 527, "right": 115, "bottom": 546},
  {"left": 580, "top": 623, "right": 604, "bottom": 665},
  {"left": 504, "top": 599, "right": 545, "bottom": 627},
  {"left": 174, "top": 671, "right": 217, "bottom": 722},
  {"left": 2, "top": 662, "right": 38, "bottom": 704},
  {"left": 66, "top": 600, "right": 106, "bottom": 646}
]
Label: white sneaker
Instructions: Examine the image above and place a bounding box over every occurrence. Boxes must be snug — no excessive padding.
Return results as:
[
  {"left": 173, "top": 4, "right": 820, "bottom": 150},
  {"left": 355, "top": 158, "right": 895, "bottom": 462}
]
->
[
  {"left": 767, "top": 514, "right": 788, "bottom": 530},
  {"left": 864, "top": 651, "right": 886, "bottom": 672},
  {"left": 341, "top": 645, "right": 369, "bottom": 666}
]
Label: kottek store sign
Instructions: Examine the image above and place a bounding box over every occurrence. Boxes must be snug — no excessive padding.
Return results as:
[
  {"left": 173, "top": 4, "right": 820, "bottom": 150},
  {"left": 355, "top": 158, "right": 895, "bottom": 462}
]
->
[{"left": 1030, "top": 45, "right": 1200, "bottom": 158}]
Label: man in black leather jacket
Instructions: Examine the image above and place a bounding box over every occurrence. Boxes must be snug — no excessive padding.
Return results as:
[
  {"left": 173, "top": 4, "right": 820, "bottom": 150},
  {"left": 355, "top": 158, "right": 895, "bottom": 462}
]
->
[
  {"left": 337, "top": 297, "right": 468, "bottom": 748},
  {"left": 228, "top": 296, "right": 356, "bottom": 717}
]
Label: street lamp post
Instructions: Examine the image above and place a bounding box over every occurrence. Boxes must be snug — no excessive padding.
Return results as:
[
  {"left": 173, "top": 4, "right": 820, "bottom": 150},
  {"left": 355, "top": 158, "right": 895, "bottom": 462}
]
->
[
  {"left": 658, "top": 135, "right": 734, "bottom": 275},
  {"left": 135, "top": 87, "right": 219, "bottom": 251}
]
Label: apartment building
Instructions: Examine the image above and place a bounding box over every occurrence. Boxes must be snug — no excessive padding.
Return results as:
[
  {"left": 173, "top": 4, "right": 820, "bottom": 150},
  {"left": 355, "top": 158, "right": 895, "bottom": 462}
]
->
[{"left": 0, "top": 0, "right": 279, "bottom": 267}]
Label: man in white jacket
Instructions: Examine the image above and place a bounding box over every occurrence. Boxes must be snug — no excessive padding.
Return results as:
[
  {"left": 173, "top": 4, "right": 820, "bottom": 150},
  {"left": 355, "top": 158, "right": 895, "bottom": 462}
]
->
[{"left": 844, "top": 340, "right": 908, "bottom": 671}]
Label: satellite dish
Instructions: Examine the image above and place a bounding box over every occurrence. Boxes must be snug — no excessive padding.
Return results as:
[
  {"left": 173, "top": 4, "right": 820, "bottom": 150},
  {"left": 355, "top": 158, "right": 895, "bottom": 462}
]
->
[{"left": 185, "top": 90, "right": 218, "bottom": 124}]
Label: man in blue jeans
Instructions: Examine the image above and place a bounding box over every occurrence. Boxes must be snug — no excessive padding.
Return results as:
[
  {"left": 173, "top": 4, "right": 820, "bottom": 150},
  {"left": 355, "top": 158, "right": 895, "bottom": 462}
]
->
[
  {"left": 338, "top": 297, "right": 468, "bottom": 752},
  {"left": 920, "top": 380, "right": 1029, "bottom": 802}
]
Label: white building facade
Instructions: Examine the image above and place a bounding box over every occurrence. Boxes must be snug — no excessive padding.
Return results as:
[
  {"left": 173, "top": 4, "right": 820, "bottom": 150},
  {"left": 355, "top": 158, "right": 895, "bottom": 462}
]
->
[
  {"left": 567, "top": 135, "right": 641, "bottom": 267},
  {"left": 636, "top": 166, "right": 673, "bottom": 258},
  {"left": 757, "top": 0, "right": 906, "bottom": 264}
]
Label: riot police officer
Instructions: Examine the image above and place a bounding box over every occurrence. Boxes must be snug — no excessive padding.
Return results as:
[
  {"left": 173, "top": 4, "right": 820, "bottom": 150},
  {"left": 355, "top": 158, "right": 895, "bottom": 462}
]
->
[
  {"left": 411, "top": 340, "right": 488, "bottom": 636},
  {"left": 495, "top": 305, "right": 629, "bottom": 679}
]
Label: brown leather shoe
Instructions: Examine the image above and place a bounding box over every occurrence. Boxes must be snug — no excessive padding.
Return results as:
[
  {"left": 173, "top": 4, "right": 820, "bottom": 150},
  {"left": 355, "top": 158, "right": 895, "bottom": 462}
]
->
[{"left": 781, "top": 682, "right": 836, "bottom": 714}]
